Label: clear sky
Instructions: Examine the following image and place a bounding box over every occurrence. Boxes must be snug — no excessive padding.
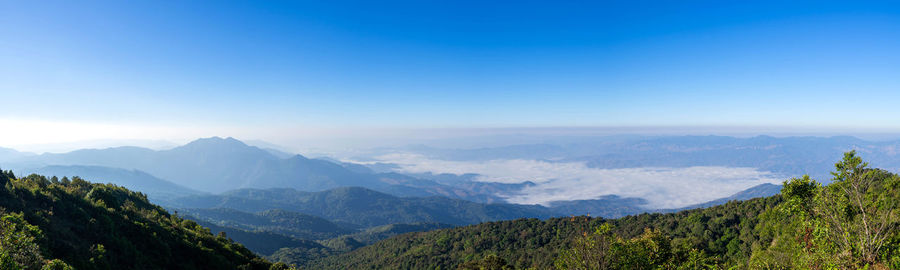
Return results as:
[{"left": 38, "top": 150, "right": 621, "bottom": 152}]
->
[{"left": 2, "top": 1, "right": 900, "bottom": 149}]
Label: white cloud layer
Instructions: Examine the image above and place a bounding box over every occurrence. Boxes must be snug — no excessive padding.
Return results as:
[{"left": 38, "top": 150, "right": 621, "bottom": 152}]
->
[{"left": 371, "top": 153, "right": 782, "bottom": 209}]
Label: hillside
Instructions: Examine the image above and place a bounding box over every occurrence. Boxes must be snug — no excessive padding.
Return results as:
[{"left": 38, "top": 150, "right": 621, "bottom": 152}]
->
[
  {"left": 23, "top": 165, "right": 201, "bottom": 202},
  {"left": 546, "top": 195, "right": 651, "bottom": 218},
  {"left": 1, "top": 137, "right": 797, "bottom": 216},
  {"left": 332, "top": 222, "right": 456, "bottom": 246},
  {"left": 168, "top": 186, "right": 557, "bottom": 228},
  {"left": 263, "top": 223, "right": 457, "bottom": 266},
  {"left": 197, "top": 220, "right": 329, "bottom": 256},
  {"left": 169, "top": 182, "right": 781, "bottom": 230},
  {"left": 2, "top": 137, "right": 527, "bottom": 203},
  {"left": 11, "top": 137, "right": 372, "bottom": 193},
  {"left": 0, "top": 170, "right": 276, "bottom": 269},
  {"left": 305, "top": 196, "right": 781, "bottom": 269},
  {"left": 179, "top": 208, "right": 355, "bottom": 240},
  {"left": 676, "top": 183, "right": 782, "bottom": 210},
  {"left": 304, "top": 152, "right": 900, "bottom": 269}
]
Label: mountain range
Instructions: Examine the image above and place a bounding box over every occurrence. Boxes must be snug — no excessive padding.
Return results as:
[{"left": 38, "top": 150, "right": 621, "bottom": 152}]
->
[
  {"left": 24, "top": 165, "right": 200, "bottom": 201},
  {"left": 0, "top": 171, "right": 274, "bottom": 269},
  {"left": 1, "top": 137, "right": 520, "bottom": 203},
  {"left": 0, "top": 136, "right": 816, "bottom": 268},
  {"left": 378, "top": 135, "right": 900, "bottom": 182},
  {"left": 0, "top": 136, "right": 797, "bottom": 219},
  {"left": 167, "top": 186, "right": 557, "bottom": 228}
]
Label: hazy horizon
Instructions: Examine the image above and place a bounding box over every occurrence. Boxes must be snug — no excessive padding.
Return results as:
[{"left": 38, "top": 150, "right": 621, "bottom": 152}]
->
[
  {"left": 4, "top": 1, "right": 900, "bottom": 152},
  {"left": 6, "top": 127, "right": 900, "bottom": 154}
]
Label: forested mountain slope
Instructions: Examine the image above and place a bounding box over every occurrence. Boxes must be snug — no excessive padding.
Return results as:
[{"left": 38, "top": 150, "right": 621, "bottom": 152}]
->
[
  {"left": 180, "top": 208, "right": 355, "bottom": 240},
  {"left": 168, "top": 186, "right": 557, "bottom": 228},
  {"left": 24, "top": 165, "right": 201, "bottom": 201},
  {"left": 0, "top": 170, "right": 279, "bottom": 270},
  {"left": 306, "top": 152, "right": 900, "bottom": 269},
  {"left": 306, "top": 196, "right": 781, "bottom": 269},
  {"left": 4, "top": 137, "right": 528, "bottom": 203}
]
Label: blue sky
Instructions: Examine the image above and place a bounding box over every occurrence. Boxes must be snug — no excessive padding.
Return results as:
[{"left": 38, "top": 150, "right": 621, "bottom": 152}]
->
[{"left": 2, "top": 1, "right": 900, "bottom": 148}]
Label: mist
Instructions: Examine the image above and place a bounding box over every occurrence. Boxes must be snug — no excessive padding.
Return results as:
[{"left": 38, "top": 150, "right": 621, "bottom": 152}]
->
[{"left": 366, "top": 153, "right": 782, "bottom": 209}]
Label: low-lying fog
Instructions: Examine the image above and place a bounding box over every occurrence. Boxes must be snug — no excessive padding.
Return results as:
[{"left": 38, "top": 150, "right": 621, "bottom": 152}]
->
[{"left": 361, "top": 153, "right": 781, "bottom": 209}]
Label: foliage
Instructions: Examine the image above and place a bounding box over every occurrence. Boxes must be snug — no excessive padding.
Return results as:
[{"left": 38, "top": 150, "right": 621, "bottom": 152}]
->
[
  {"left": 299, "top": 152, "right": 900, "bottom": 270},
  {"left": 180, "top": 208, "right": 355, "bottom": 240},
  {"left": 0, "top": 212, "right": 45, "bottom": 269},
  {"left": 458, "top": 254, "right": 515, "bottom": 270},
  {"left": 5, "top": 152, "right": 899, "bottom": 270},
  {"left": 751, "top": 151, "right": 900, "bottom": 269},
  {"left": 555, "top": 223, "right": 718, "bottom": 269},
  {"left": 330, "top": 222, "right": 455, "bottom": 246},
  {"left": 0, "top": 170, "right": 276, "bottom": 269},
  {"left": 41, "top": 259, "right": 75, "bottom": 270},
  {"left": 198, "top": 220, "right": 329, "bottom": 256},
  {"left": 304, "top": 193, "right": 778, "bottom": 270},
  {"left": 268, "top": 246, "right": 335, "bottom": 268},
  {"left": 171, "top": 186, "right": 556, "bottom": 228}
]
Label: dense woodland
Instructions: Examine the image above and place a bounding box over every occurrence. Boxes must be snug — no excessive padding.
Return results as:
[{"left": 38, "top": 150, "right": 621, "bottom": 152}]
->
[
  {"left": 304, "top": 196, "right": 780, "bottom": 269},
  {"left": 306, "top": 151, "right": 900, "bottom": 269},
  {"left": 0, "top": 170, "right": 290, "bottom": 270},
  {"left": 3, "top": 151, "right": 899, "bottom": 269},
  {"left": 168, "top": 186, "right": 556, "bottom": 228}
]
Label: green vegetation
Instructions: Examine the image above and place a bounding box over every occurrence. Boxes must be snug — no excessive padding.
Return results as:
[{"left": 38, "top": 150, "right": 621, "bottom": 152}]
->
[
  {"left": 304, "top": 195, "right": 778, "bottom": 269},
  {"left": 198, "top": 221, "right": 328, "bottom": 257},
  {"left": 331, "top": 222, "right": 455, "bottom": 247},
  {"left": 303, "top": 151, "right": 900, "bottom": 269},
  {"left": 5, "top": 151, "right": 898, "bottom": 269},
  {"left": 748, "top": 151, "right": 900, "bottom": 268},
  {"left": 170, "top": 186, "right": 555, "bottom": 228},
  {"left": 0, "top": 169, "right": 277, "bottom": 269},
  {"left": 180, "top": 208, "right": 355, "bottom": 240},
  {"left": 187, "top": 211, "right": 456, "bottom": 266}
]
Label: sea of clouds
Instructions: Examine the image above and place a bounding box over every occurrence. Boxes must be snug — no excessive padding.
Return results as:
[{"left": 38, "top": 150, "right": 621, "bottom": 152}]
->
[{"left": 369, "top": 153, "right": 782, "bottom": 209}]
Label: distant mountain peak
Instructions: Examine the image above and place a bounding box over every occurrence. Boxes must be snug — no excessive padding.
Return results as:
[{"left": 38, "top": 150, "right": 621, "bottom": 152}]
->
[
  {"left": 187, "top": 136, "right": 245, "bottom": 145},
  {"left": 176, "top": 137, "right": 257, "bottom": 152},
  {"left": 731, "top": 183, "right": 782, "bottom": 198},
  {"left": 289, "top": 154, "right": 310, "bottom": 160}
]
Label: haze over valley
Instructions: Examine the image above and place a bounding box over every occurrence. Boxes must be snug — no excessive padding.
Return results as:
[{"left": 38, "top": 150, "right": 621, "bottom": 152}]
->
[{"left": 6, "top": 134, "right": 900, "bottom": 212}]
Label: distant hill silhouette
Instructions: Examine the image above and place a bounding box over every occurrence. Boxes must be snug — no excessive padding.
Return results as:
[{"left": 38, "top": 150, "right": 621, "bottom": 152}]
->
[
  {"left": 5, "top": 137, "right": 519, "bottom": 201},
  {"left": 168, "top": 186, "right": 558, "bottom": 228},
  {"left": 179, "top": 208, "right": 355, "bottom": 240},
  {"left": 24, "top": 165, "right": 200, "bottom": 201},
  {"left": 399, "top": 135, "right": 900, "bottom": 182},
  {"left": 169, "top": 183, "right": 776, "bottom": 228}
]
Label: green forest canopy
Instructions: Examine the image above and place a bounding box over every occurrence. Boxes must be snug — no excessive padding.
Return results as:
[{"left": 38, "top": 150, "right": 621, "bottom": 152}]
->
[
  {"left": 0, "top": 170, "right": 292, "bottom": 270},
  {"left": 3, "top": 151, "right": 899, "bottom": 269},
  {"left": 306, "top": 151, "right": 900, "bottom": 269}
]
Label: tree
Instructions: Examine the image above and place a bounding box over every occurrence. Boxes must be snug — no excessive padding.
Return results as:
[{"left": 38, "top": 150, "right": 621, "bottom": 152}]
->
[
  {"left": 0, "top": 213, "right": 45, "bottom": 269},
  {"left": 679, "top": 249, "right": 717, "bottom": 270},
  {"left": 611, "top": 228, "right": 674, "bottom": 269},
  {"left": 554, "top": 223, "right": 713, "bottom": 269},
  {"left": 0, "top": 169, "right": 10, "bottom": 187},
  {"left": 269, "top": 262, "right": 293, "bottom": 270},
  {"left": 750, "top": 174, "right": 831, "bottom": 268},
  {"left": 555, "top": 222, "right": 615, "bottom": 270},
  {"left": 458, "top": 254, "right": 514, "bottom": 270},
  {"left": 815, "top": 151, "right": 899, "bottom": 265},
  {"left": 751, "top": 151, "right": 900, "bottom": 268},
  {"left": 41, "top": 259, "right": 75, "bottom": 270}
]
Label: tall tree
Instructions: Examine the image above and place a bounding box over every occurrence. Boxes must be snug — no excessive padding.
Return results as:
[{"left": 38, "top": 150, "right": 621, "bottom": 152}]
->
[{"left": 816, "top": 151, "right": 899, "bottom": 264}]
